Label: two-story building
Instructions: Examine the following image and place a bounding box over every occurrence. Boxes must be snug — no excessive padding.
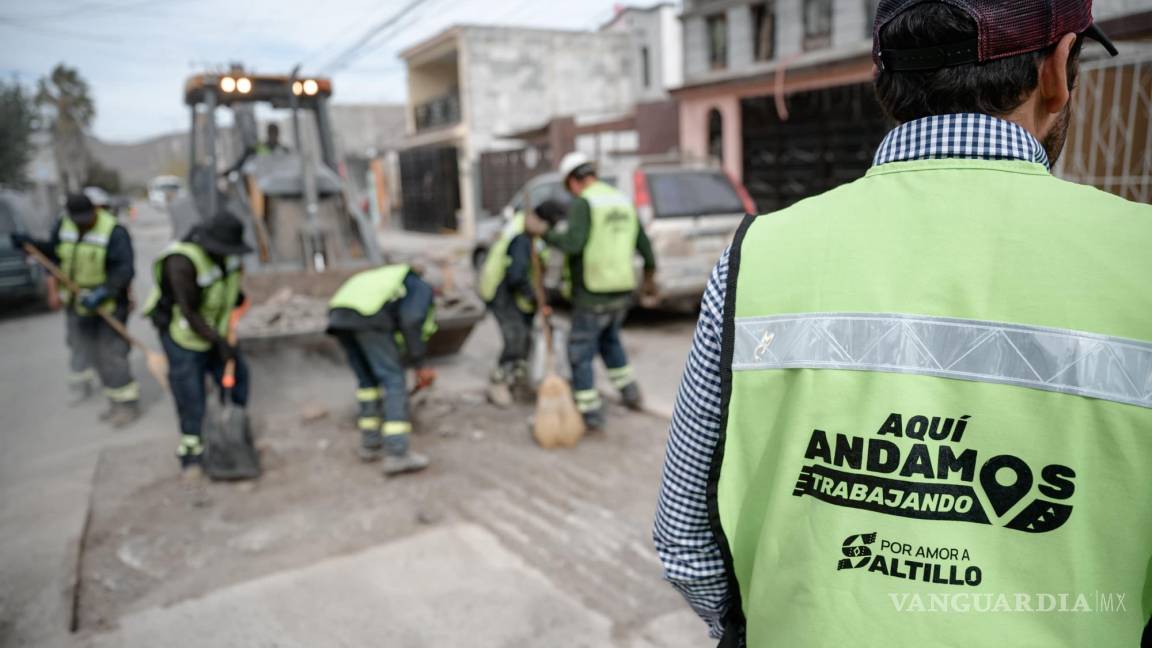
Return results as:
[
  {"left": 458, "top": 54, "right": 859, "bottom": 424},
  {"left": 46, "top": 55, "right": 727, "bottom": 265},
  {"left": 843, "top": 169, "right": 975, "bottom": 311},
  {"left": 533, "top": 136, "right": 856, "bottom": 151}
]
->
[
  {"left": 675, "top": 0, "right": 1150, "bottom": 212},
  {"left": 398, "top": 25, "right": 636, "bottom": 238}
]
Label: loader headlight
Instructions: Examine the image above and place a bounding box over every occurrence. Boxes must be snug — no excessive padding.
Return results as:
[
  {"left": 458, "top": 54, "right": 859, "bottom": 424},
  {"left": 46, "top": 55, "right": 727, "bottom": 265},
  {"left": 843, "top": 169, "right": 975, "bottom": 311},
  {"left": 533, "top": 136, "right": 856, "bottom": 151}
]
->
[
  {"left": 291, "top": 80, "right": 304, "bottom": 96},
  {"left": 303, "top": 79, "right": 319, "bottom": 96},
  {"left": 220, "top": 76, "right": 237, "bottom": 93},
  {"left": 236, "top": 77, "right": 252, "bottom": 94}
]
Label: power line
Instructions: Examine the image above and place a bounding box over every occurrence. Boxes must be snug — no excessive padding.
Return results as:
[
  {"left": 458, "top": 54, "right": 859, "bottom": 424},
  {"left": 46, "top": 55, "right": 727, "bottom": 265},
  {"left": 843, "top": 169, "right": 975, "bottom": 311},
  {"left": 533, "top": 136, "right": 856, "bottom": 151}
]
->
[{"left": 321, "top": 0, "right": 434, "bottom": 73}]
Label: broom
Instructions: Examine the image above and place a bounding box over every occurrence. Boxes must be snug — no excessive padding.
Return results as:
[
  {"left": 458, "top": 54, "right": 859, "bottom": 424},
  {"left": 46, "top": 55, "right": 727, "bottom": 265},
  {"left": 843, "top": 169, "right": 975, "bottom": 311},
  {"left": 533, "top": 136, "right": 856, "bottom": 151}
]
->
[
  {"left": 528, "top": 208, "right": 585, "bottom": 449},
  {"left": 24, "top": 243, "right": 170, "bottom": 392}
]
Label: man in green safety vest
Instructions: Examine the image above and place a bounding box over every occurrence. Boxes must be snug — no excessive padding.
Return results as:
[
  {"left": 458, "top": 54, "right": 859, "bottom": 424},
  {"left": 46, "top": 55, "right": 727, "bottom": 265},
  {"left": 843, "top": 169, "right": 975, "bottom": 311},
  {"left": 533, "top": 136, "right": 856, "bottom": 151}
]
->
[
  {"left": 525, "top": 153, "right": 657, "bottom": 431},
  {"left": 11, "top": 193, "right": 140, "bottom": 426},
  {"left": 327, "top": 264, "right": 437, "bottom": 476},
  {"left": 477, "top": 199, "right": 566, "bottom": 407},
  {"left": 144, "top": 213, "right": 251, "bottom": 470},
  {"left": 653, "top": 2, "right": 1151, "bottom": 647}
]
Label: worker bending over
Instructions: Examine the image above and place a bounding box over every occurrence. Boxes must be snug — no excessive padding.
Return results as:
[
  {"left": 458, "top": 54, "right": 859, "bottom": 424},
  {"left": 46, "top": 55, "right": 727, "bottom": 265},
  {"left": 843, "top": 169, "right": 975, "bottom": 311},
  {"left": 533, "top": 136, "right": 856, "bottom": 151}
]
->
[
  {"left": 327, "top": 264, "right": 437, "bottom": 476},
  {"left": 478, "top": 199, "right": 566, "bottom": 406},
  {"left": 144, "top": 214, "right": 251, "bottom": 470},
  {"left": 11, "top": 193, "right": 139, "bottom": 425},
  {"left": 526, "top": 153, "right": 657, "bottom": 431}
]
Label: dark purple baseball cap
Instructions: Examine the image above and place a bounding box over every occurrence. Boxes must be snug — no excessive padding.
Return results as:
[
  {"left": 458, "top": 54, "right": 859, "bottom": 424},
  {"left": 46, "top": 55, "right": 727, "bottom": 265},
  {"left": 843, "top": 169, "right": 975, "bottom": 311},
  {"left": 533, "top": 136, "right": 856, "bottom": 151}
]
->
[{"left": 875, "top": 0, "right": 1119, "bottom": 71}]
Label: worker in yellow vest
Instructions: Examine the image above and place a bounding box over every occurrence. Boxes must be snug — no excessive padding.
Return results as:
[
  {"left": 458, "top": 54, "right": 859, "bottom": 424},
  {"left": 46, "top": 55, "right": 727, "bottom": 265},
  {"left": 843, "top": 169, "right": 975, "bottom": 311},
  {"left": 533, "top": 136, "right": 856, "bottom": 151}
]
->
[
  {"left": 653, "top": 2, "right": 1150, "bottom": 647},
  {"left": 477, "top": 199, "right": 565, "bottom": 407},
  {"left": 144, "top": 214, "right": 250, "bottom": 470},
  {"left": 525, "top": 153, "right": 658, "bottom": 431},
  {"left": 11, "top": 193, "right": 139, "bottom": 425},
  {"left": 327, "top": 265, "right": 437, "bottom": 476}
]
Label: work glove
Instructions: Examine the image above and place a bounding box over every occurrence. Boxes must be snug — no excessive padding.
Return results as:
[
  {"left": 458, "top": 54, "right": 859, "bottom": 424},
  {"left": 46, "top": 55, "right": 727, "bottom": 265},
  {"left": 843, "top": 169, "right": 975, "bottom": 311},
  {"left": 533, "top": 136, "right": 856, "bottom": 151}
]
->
[
  {"left": 642, "top": 271, "right": 659, "bottom": 299},
  {"left": 79, "top": 286, "right": 111, "bottom": 311},
  {"left": 215, "top": 340, "right": 238, "bottom": 364},
  {"left": 9, "top": 232, "right": 32, "bottom": 250}
]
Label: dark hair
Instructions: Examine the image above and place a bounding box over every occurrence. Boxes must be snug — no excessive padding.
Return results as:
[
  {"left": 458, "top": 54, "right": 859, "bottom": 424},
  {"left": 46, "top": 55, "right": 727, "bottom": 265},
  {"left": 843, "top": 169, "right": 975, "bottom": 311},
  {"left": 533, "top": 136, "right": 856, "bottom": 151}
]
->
[
  {"left": 569, "top": 164, "right": 597, "bottom": 182},
  {"left": 875, "top": 3, "right": 1081, "bottom": 122},
  {"left": 534, "top": 199, "right": 567, "bottom": 225}
]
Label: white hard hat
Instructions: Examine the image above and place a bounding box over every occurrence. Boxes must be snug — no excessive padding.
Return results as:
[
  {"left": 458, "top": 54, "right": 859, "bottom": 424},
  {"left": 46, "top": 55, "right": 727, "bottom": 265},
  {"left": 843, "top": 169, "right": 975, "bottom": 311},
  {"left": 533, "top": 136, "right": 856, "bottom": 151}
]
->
[
  {"left": 83, "top": 186, "right": 111, "bottom": 207},
  {"left": 558, "top": 152, "right": 594, "bottom": 181}
]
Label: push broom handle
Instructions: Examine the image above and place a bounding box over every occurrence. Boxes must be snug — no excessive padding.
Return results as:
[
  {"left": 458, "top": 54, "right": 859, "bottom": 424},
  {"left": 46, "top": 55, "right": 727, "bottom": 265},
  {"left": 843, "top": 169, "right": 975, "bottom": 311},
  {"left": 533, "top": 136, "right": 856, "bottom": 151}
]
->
[{"left": 23, "top": 243, "right": 147, "bottom": 351}]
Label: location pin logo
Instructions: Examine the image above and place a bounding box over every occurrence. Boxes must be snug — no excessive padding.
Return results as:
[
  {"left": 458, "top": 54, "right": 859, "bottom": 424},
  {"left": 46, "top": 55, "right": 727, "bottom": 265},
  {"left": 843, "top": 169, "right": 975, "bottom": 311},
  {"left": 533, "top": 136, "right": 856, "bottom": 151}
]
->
[{"left": 980, "top": 455, "right": 1033, "bottom": 517}]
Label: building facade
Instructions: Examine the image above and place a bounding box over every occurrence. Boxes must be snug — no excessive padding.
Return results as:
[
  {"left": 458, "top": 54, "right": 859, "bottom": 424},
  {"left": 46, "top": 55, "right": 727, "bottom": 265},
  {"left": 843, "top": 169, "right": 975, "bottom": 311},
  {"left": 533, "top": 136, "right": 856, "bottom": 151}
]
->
[
  {"left": 675, "top": 0, "right": 1149, "bottom": 213},
  {"left": 399, "top": 25, "right": 636, "bottom": 237}
]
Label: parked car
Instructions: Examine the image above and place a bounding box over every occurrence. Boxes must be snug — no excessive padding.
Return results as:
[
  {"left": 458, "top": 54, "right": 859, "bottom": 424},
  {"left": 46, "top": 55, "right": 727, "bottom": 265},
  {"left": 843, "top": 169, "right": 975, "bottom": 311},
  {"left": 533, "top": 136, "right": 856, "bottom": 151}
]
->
[
  {"left": 148, "top": 175, "right": 183, "bottom": 210},
  {"left": 476, "top": 159, "right": 753, "bottom": 310},
  {"left": 0, "top": 196, "right": 47, "bottom": 307}
]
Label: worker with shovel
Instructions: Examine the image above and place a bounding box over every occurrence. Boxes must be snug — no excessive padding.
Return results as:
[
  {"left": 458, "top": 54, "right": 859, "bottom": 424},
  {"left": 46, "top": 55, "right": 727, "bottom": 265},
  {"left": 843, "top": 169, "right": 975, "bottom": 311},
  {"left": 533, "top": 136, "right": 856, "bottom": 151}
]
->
[
  {"left": 477, "top": 199, "right": 566, "bottom": 407},
  {"left": 143, "top": 213, "right": 251, "bottom": 472},
  {"left": 525, "top": 153, "right": 657, "bottom": 432},
  {"left": 10, "top": 193, "right": 140, "bottom": 426},
  {"left": 327, "top": 264, "right": 437, "bottom": 476}
]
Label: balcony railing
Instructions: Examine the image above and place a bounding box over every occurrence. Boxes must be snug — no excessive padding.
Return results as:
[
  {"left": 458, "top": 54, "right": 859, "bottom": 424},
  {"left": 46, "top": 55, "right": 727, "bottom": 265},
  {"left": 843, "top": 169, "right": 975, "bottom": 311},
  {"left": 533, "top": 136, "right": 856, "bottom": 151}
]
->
[{"left": 414, "top": 92, "right": 461, "bottom": 132}]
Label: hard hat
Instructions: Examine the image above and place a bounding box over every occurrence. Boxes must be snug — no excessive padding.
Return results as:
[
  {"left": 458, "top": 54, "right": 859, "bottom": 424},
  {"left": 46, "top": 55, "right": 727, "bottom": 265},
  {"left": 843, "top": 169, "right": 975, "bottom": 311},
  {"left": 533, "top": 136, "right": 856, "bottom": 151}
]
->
[
  {"left": 558, "top": 152, "right": 594, "bottom": 181},
  {"left": 83, "top": 186, "right": 111, "bottom": 207}
]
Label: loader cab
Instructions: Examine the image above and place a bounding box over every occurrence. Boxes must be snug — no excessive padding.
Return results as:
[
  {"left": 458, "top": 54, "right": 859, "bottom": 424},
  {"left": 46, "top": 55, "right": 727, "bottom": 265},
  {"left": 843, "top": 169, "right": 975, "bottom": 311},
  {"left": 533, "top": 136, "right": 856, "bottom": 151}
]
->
[{"left": 178, "top": 70, "right": 380, "bottom": 273}]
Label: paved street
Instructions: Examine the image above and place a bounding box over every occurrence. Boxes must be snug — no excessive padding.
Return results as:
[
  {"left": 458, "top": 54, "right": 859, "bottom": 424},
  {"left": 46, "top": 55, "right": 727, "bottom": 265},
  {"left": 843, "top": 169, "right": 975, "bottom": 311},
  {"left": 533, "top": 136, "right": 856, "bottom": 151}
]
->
[{"left": 0, "top": 203, "right": 707, "bottom": 648}]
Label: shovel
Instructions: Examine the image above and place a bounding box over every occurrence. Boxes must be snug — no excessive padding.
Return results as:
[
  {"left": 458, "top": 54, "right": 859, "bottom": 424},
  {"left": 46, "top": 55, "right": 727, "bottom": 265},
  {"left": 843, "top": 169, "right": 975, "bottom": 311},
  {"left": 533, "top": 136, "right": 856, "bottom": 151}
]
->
[
  {"left": 202, "top": 299, "right": 261, "bottom": 481},
  {"left": 528, "top": 216, "right": 585, "bottom": 449},
  {"left": 23, "top": 243, "right": 169, "bottom": 391}
]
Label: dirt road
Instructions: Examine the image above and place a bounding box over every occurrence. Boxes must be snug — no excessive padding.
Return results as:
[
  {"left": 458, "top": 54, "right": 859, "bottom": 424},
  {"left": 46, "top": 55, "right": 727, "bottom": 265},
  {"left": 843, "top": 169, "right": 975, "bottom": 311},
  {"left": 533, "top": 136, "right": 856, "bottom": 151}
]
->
[{"left": 0, "top": 203, "right": 708, "bottom": 647}]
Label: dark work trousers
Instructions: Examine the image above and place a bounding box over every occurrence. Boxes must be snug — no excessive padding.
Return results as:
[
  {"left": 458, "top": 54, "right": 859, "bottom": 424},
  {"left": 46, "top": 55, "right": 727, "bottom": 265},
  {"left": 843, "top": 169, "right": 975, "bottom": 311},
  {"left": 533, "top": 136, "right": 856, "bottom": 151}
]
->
[
  {"left": 567, "top": 308, "right": 630, "bottom": 419},
  {"left": 66, "top": 309, "right": 135, "bottom": 400},
  {"left": 334, "top": 329, "right": 410, "bottom": 454},
  {"left": 488, "top": 287, "right": 535, "bottom": 366},
  {"left": 335, "top": 329, "right": 407, "bottom": 422},
  {"left": 160, "top": 332, "right": 249, "bottom": 438}
]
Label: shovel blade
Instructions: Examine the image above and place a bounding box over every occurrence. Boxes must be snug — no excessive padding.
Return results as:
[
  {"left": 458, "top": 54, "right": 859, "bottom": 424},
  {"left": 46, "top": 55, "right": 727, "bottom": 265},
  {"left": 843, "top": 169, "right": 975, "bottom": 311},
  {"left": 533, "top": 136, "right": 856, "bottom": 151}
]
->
[{"left": 203, "top": 403, "right": 261, "bottom": 481}]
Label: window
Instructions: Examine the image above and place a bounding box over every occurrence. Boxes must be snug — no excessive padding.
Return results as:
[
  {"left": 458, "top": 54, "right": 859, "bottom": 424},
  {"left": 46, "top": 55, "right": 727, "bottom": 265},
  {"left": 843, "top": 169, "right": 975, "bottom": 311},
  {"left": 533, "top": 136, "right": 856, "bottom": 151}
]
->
[
  {"left": 707, "top": 108, "right": 724, "bottom": 164},
  {"left": 751, "top": 2, "right": 775, "bottom": 62},
  {"left": 803, "top": 0, "right": 833, "bottom": 51},
  {"left": 648, "top": 171, "right": 745, "bottom": 218},
  {"left": 706, "top": 13, "right": 728, "bottom": 70},
  {"left": 640, "top": 46, "right": 651, "bottom": 88}
]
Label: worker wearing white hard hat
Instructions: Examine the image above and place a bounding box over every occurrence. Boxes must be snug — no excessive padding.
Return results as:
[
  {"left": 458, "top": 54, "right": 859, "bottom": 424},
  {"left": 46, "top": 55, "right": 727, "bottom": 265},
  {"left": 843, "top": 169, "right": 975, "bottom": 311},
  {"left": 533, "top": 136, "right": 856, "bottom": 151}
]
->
[{"left": 525, "top": 152, "right": 658, "bottom": 432}]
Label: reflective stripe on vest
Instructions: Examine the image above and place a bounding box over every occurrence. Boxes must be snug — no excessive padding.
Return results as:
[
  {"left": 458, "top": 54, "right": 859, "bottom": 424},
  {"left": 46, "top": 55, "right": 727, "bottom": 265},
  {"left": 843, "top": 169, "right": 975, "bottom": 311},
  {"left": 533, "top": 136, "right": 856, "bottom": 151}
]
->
[
  {"left": 715, "top": 159, "right": 1152, "bottom": 647},
  {"left": 328, "top": 264, "right": 410, "bottom": 317},
  {"left": 478, "top": 211, "right": 547, "bottom": 313},
  {"left": 144, "top": 242, "right": 242, "bottom": 352},
  {"left": 56, "top": 209, "right": 118, "bottom": 315},
  {"left": 581, "top": 181, "right": 638, "bottom": 294}
]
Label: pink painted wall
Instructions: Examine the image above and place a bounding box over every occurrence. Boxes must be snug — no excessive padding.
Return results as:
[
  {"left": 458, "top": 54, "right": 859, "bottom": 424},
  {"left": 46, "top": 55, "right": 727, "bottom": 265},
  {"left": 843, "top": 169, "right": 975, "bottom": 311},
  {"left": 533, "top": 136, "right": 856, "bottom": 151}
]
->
[{"left": 678, "top": 95, "right": 743, "bottom": 181}]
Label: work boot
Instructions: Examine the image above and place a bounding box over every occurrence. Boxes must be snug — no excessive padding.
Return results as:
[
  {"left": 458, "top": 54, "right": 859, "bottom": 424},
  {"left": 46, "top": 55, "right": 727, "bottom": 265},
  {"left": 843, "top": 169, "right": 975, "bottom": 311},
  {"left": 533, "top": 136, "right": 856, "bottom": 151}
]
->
[
  {"left": 620, "top": 382, "right": 644, "bottom": 412},
  {"left": 382, "top": 451, "right": 430, "bottom": 477},
  {"left": 106, "top": 401, "right": 140, "bottom": 428},
  {"left": 486, "top": 382, "right": 513, "bottom": 408},
  {"left": 358, "top": 429, "right": 387, "bottom": 462},
  {"left": 68, "top": 381, "right": 93, "bottom": 406},
  {"left": 582, "top": 409, "right": 606, "bottom": 434}
]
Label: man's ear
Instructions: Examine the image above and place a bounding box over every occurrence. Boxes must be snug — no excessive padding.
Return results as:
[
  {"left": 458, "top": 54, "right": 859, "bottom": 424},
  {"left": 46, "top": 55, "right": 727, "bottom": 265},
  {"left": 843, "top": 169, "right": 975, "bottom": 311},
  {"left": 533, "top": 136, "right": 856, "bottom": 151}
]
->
[{"left": 1039, "top": 32, "right": 1078, "bottom": 115}]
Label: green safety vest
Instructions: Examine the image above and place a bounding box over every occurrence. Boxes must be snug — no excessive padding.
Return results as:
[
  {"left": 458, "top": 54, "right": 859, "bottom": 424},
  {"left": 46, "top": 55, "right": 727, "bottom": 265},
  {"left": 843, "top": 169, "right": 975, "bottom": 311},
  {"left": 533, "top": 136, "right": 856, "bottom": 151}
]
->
[
  {"left": 477, "top": 211, "right": 548, "bottom": 313},
  {"left": 715, "top": 159, "right": 1152, "bottom": 647},
  {"left": 581, "top": 181, "right": 638, "bottom": 294},
  {"left": 143, "top": 242, "right": 242, "bottom": 352},
  {"left": 56, "top": 209, "right": 118, "bottom": 315},
  {"left": 329, "top": 264, "right": 437, "bottom": 341}
]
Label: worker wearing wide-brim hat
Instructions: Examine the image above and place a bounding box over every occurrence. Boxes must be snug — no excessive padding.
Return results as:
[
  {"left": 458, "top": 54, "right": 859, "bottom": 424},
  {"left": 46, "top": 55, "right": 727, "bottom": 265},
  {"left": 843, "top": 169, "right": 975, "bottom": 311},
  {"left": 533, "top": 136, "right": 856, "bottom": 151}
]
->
[{"left": 143, "top": 213, "right": 252, "bottom": 470}]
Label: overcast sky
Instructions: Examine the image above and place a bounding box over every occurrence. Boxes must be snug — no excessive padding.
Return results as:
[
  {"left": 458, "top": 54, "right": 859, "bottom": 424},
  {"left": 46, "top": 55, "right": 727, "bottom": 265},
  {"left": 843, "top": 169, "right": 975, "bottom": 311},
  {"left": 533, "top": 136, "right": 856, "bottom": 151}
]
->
[{"left": 0, "top": 0, "right": 653, "bottom": 143}]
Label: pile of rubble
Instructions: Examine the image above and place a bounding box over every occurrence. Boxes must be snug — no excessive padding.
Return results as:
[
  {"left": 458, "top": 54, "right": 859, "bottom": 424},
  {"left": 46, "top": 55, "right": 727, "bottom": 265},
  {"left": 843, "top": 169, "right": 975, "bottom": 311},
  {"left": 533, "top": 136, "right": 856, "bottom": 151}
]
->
[{"left": 238, "top": 288, "right": 330, "bottom": 339}]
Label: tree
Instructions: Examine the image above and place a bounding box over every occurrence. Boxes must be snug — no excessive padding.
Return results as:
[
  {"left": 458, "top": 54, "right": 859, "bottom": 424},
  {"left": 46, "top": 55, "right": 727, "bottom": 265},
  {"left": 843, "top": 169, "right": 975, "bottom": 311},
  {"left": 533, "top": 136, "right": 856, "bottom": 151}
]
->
[
  {"left": 36, "top": 64, "right": 94, "bottom": 192},
  {"left": 0, "top": 80, "right": 37, "bottom": 189}
]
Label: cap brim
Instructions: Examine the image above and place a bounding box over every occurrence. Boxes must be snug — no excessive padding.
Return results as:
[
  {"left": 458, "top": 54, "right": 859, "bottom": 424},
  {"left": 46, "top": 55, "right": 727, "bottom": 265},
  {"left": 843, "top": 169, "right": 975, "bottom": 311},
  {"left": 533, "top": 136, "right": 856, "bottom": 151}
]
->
[
  {"left": 1083, "top": 23, "right": 1119, "bottom": 57},
  {"left": 200, "top": 239, "right": 253, "bottom": 256}
]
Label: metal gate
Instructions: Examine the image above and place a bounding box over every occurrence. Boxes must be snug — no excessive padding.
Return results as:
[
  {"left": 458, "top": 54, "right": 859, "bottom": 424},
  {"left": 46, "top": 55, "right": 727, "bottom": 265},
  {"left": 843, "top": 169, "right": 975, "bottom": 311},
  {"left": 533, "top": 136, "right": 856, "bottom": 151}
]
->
[
  {"left": 478, "top": 146, "right": 552, "bottom": 215},
  {"left": 741, "top": 82, "right": 891, "bottom": 213},
  {"left": 398, "top": 145, "right": 460, "bottom": 233},
  {"left": 1056, "top": 48, "right": 1152, "bottom": 203}
]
